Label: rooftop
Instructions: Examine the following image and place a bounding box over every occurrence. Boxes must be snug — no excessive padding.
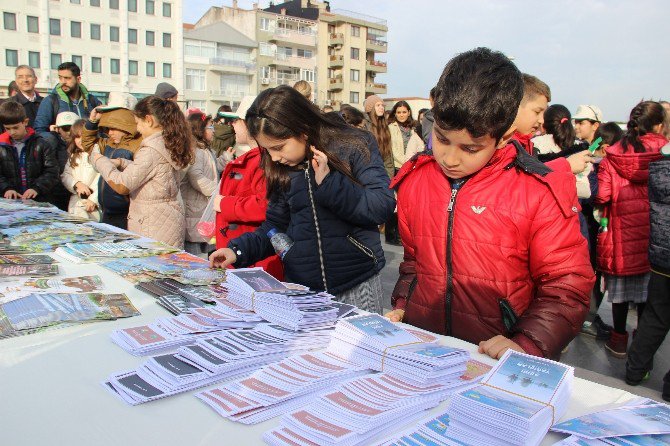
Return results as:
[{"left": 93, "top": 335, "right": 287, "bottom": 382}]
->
[{"left": 184, "top": 21, "right": 257, "bottom": 47}]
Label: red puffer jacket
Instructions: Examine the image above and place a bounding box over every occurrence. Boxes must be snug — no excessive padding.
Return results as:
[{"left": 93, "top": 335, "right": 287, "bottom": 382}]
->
[
  {"left": 215, "top": 147, "right": 283, "bottom": 280},
  {"left": 390, "top": 143, "right": 594, "bottom": 359},
  {"left": 595, "top": 133, "right": 666, "bottom": 276}
]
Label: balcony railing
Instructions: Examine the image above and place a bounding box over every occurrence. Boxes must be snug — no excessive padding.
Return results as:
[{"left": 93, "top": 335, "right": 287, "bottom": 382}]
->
[
  {"left": 328, "top": 55, "right": 344, "bottom": 67},
  {"left": 329, "top": 32, "right": 344, "bottom": 46},
  {"left": 271, "top": 28, "right": 317, "bottom": 46},
  {"left": 209, "top": 90, "right": 248, "bottom": 99},
  {"left": 330, "top": 9, "right": 387, "bottom": 26},
  {"left": 329, "top": 76, "right": 343, "bottom": 90},
  {"left": 365, "top": 82, "right": 387, "bottom": 94},
  {"left": 366, "top": 60, "right": 387, "bottom": 72},
  {"left": 209, "top": 58, "right": 255, "bottom": 71}
]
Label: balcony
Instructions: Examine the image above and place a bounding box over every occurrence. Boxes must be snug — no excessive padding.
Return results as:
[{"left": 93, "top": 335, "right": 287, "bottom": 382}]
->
[
  {"left": 328, "top": 76, "right": 343, "bottom": 91},
  {"left": 366, "top": 38, "right": 388, "bottom": 53},
  {"left": 365, "top": 82, "right": 387, "bottom": 95},
  {"left": 366, "top": 60, "right": 387, "bottom": 73},
  {"left": 329, "top": 32, "right": 344, "bottom": 46},
  {"left": 269, "top": 28, "right": 317, "bottom": 47},
  {"left": 276, "top": 74, "right": 299, "bottom": 86},
  {"left": 328, "top": 55, "right": 344, "bottom": 68},
  {"left": 208, "top": 90, "right": 248, "bottom": 101},
  {"left": 208, "top": 57, "right": 255, "bottom": 74},
  {"left": 270, "top": 53, "right": 316, "bottom": 70}
]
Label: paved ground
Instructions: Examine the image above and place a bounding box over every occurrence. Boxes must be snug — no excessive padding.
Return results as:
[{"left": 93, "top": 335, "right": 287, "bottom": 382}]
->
[{"left": 378, "top": 240, "right": 669, "bottom": 403}]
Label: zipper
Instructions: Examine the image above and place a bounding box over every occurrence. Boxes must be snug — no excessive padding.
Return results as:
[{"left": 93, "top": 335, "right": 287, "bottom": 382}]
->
[
  {"left": 304, "top": 165, "right": 328, "bottom": 292},
  {"left": 407, "top": 277, "right": 418, "bottom": 303},
  {"left": 347, "top": 235, "right": 377, "bottom": 266},
  {"left": 445, "top": 179, "right": 465, "bottom": 335}
]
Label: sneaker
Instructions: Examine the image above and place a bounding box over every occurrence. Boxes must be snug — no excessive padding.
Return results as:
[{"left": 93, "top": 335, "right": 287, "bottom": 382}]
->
[
  {"left": 605, "top": 331, "right": 628, "bottom": 358},
  {"left": 625, "top": 371, "right": 650, "bottom": 386},
  {"left": 581, "top": 315, "right": 612, "bottom": 340}
]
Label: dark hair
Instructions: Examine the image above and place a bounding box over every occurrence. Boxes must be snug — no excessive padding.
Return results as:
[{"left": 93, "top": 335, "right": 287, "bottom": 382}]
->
[
  {"left": 134, "top": 96, "right": 194, "bottom": 168},
  {"left": 0, "top": 100, "right": 27, "bottom": 125},
  {"left": 187, "top": 112, "right": 212, "bottom": 149},
  {"left": 389, "top": 100, "right": 416, "bottom": 128},
  {"left": 366, "top": 107, "right": 391, "bottom": 162},
  {"left": 622, "top": 101, "right": 666, "bottom": 153},
  {"left": 66, "top": 119, "right": 87, "bottom": 167},
  {"left": 522, "top": 73, "right": 551, "bottom": 102},
  {"left": 418, "top": 108, "right": 429, "bottom": 118},
  {"left": 429, "top": 87, "right": 436, "bottom": 100},
  {"left": 543, "top": 104, "right": 575, "bottom": 149},
  {"left": 339, "top": 105, "right": 366, "bottom": 128},
  {"left": 594, "top": 122, "right": 623, "bottom": 148},
  {"left": 214, "top": 104, "right": 234, "bottom": 124},
  {"left": 58, "top": 62, "right": 81, "bottom": 77},
  {"left": 8, "top": 80, "right": 19, "bottom": 96},
  {"left": 246, "top": 85, "right": 368, "bottom": 198},
  {"left": 434, "top": 47, "right": 523, "bottom": 142}
]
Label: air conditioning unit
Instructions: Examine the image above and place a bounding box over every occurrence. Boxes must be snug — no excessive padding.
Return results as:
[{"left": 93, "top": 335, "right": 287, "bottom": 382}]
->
[
  {"left": 325, "top": 99, "right": 332, "bottom": 106},
  {"left": 261, "top": 78, "right": 270, "bottom": 85}
]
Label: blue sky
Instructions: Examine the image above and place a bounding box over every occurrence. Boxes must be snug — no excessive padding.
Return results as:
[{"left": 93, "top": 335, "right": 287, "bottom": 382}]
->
[{"left": 184, "top": 0, "right": 669, "bottom": 122}]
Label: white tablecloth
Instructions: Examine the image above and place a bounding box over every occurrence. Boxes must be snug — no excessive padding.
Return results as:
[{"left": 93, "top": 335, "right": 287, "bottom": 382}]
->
[{"left": 0, "top": 259, "right": 639, "bottom": 445}]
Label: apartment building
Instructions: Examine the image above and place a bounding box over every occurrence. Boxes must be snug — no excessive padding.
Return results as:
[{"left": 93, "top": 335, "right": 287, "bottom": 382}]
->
[
  {"left": 0, "top": 0, "right": 183, "bottom": 101},
  {"left": 183, "top": 22, "right": 257, "bottom": 113}
]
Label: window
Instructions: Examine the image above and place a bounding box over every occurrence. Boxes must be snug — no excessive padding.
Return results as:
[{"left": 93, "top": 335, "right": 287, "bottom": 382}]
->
[
  {"left": 27, "top": 16, "right": 39, "bottom": 33},
  {"left": 350, "top": 91, "right": 360, "bottom": 104},
  {"left": 278, "top": 46, "right": 292, "bottom": 57},
  {"left": 110, "top": 58, "right": 120, "bottom": 74},
  {"left": 109, "top": 0, "right": 119, "bottom": 9},
  {"left": 351, "top": 25, "right": 360, "bottom": 37},
  {"left": 128, "top": 28, "right": 137, "bottom": 44},
  {"left": 110, "top": 26, "right": 119, "bottom": 42},
  {"left": 146, "top": 61, "right": 155, "bottom": 77},
  {"left": 72, "top": 55, "right": 83, "bottom": 69},
  {"left": 90, "top": 24, "right": 101, "bottom": 40},
  {"left": 146, "top": 31, "right": 155, "bottom": 46},
  {"left": 49, "top": 18, "right": 61, "bottom": 36},
  {"left": 259, "top": 42, "right": 274, "bottom": 56},
  {"left": 260, "top": 17, "right": 270, "bottom": 31},
  {"left": 28, "top": 51, "right": 40, "bottom": 68},
  {"left": 90, "top": 0, "right": 100, "bottom": 6},
  {"left": 5, "top": 50, "right": 18, "bottom": 67},
  {"left": 146, "top": 0, "right": 155, "bottom": 14},
  {"left": 128, "top": 0, "right": 137, "bottom": 12},
  {"left": 350, "top": 47, "right": 359, "bottom": 60},
  {"left": 70, "top": 0, "right": 81, "bottom": 4},
  {"left": 71, "top": 21, "right": 82, "bottom": 38},
  {"left": 297, "top": 49, "right": 312, "bottom": 59},
  {"left": 350, "top": 69, "right": 360, "bottom": 82},
  {"left": 300, "top": 69, "right": 315, "bottom": 83},
  {"left": 162, "top": 33, "right": 171, "bottom": 48},
  {"left": 162, "top": 2, "right": 171, "bottom": 17},
  {"left": 259, "top": 66, "right": 270, "bottom": 79},
  {"left": 50, "top": 53, "right": 62, "bottom": 69},
  {"left": 129, "top": 60, "right": 138, "bottom": 75},
  {"left": 163, "top": 63, "right": 172, "bottom": 78},
  {"left": 185, "top": 68, "right": 205, "bottom": 91},
  {"left": 91, "top": 57, "right": 102, "bottom": 73},
  {"left": 3, "top": 12, "right": 16, "bottom": 30}
]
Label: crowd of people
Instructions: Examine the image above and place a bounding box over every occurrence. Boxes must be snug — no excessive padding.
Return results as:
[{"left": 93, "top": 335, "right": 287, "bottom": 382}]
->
[{"left": 1, "top": 51, "right": 669, "bottom": 402}]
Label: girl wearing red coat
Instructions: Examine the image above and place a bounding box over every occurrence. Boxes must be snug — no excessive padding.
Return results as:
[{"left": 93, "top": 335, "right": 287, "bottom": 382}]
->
[
  {"left": 595, "top": 101, "right": 667, "bottom": 358},
  {"left": 213, "top": 117, "right": 283, "bottom": 280}
]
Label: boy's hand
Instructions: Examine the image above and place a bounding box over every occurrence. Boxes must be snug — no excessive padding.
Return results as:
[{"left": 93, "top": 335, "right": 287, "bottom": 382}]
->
[
  {"left": 384, "top": 309, "right": 405, "bottom": 322},
  {"left": 89, "top": 107, "right": 103, "bottom": 123},
  {"left": 209, "top": 248, "right": 237, "bottom": 269},
  {"left": 478, "top": 335, "right": 525, "bottom": 359},
  {"left": 566, "top": 150, "right": 594, "bottom": 174},
  {"left": 21, "top": 189, "right": 38, "bottom": 200},
  {"left": 3, "top": 190, "right": 20, "bottom": 199},
  {"left": 311, "top": 146, "right": 330, "bottom": 185},
  {"left": 74, "top": 182, "right": 93, "bottom": 197}
]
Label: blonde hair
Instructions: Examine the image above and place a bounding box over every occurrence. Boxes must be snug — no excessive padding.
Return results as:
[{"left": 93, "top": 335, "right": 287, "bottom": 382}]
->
[
  {"left": 293, "top": 80, "right": 312, "bottom": 100},
  {"left": 521, "top": 73, "right": 551, "bottom": 103}
]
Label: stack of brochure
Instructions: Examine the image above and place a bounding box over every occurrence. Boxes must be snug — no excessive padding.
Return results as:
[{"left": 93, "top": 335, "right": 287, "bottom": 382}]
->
[
  {"left": 227, "top": 268, "right": 338, "bottom": 330},
  {"left": 104, "top": 324, "right": 332, "bottom": 405},
  {"left": 54, "top": 240, "right": 178, "bottom": 263},
  {"left": 377, "top": 412, "right": 462, "bottom": 446},
  {"left": 0, "top": 275, "right": 105, "bottom": 305},
  {"left": 103, "top": 253, "right": 225, "bottom": 285},
  {"left": 327, "top": 314, "right": 469, "bottom": 385},
  {"left": 197, "top": 351, "right": 368, "bottom": 424},
  {"left": 264, "top": 366, "right": 486, "bottom": 446},
  {"left": 447, "top": 350, "right": 573, "bottom": 446}
]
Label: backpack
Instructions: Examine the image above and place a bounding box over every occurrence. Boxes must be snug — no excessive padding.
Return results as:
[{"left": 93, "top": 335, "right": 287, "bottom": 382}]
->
[{"left": 49, "top": 92, "right": 97, "bottom": 125}]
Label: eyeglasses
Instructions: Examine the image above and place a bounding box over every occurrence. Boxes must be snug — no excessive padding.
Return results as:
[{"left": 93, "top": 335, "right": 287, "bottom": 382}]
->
[{"left": 59, "top": 126, "right": 72, "bottom": 132}]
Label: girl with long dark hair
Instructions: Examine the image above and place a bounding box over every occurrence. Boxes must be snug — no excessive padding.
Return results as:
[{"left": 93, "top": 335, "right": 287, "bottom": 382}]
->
[
  {"left": 91, "top": 96, "right": 193, "bottom": 248},
  {"left": 209, "top": 86, "right": 395, "bottom": 313}
]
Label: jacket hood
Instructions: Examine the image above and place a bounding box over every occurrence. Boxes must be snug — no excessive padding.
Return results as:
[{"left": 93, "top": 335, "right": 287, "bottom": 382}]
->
[
  {"left": 605, "top": 133, "right": 667, "bottom": 182},
  {"left": 531, "top": 134, "right": 561, "bottom": 155},
  {"left": 99, "top": 108, "right": 142, "bottom": 152},
  {"left": 142, "top": 132, "right": 182, "bottom": 170},
  {"left": 0, "top": 127, "right": 36, "bottom": 146},
  {"left": 52, "top": 83, "right": 92, "bottom": 107}
]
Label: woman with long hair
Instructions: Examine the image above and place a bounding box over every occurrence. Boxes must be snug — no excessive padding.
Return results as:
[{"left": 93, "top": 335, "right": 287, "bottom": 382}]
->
[
  {"left": 91, "top": 95, "right": 193, "bottom": 248},
  {"left": 595, "top": 101, "right": 667, "bottom": 358},
  {"left": 209, "top": 86, "right": 395, "bottom": 313}
]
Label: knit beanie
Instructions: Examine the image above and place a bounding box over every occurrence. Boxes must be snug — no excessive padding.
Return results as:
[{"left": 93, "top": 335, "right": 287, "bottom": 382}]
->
[{"left": 364, "top": 95, "right": 383, "bottom": 114}]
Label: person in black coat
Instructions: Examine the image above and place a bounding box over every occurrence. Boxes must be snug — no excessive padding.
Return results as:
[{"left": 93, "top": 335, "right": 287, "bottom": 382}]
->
[{"left": 209, "top": 86, "right": 396, "bottom": 314}]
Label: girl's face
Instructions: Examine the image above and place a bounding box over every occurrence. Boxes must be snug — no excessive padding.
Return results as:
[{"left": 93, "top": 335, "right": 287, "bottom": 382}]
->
[
  {"left": 204, "top": 120, "right": 214, "bottom": 143},
  {"left": 134, "top": 114, "right": 160, "bottom": 138},
  {"left": 255, "top": 132, "right": 308, "bottom": 167},
  {"left": 374, "top": 101, "right": 385, "bottom": 117},
  {"left": 232, "top": 119, "right": 251, "bottom": 145},
  {"left": 395, "top": 106, "right": 410, "bottom": 124},
  {"left": 574, "top": 120, "right": 599, "bottom": 143},
  {"left": 74, "top": 135, "right": 83, "bottom": 151}
]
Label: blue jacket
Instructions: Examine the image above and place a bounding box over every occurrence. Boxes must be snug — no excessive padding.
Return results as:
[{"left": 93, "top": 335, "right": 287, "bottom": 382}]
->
[{"left": 230, "top": 132, "right": 396, "bottom": 295}]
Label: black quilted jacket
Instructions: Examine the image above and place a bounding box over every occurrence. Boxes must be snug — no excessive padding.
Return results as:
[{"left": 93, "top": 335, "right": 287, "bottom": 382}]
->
[{"left": 649, "top": 157, "right": 670, "bottom": 273}]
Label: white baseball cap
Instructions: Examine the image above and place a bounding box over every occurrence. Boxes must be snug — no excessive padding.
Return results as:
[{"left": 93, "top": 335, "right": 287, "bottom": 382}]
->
[
  {"left": 98, "top": 92, "right": 138, "bottom": 112},
  {"left": 55, "top": 111, "right": 79, "bottom": 128},
  {"left": 573, "top": 105, "right": 603, "bottom": 122}
]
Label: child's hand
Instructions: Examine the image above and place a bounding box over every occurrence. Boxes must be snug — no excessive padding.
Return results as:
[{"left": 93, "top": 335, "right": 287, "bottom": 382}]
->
[
  {"left": 209, "top": 248, "right": 237, "bottom": 269},
  {"left": 384, "top": 309, "right": 405, "bottom": 322},
  {"left": 82, "top": 199, "right": 97, "bottom": 213},
  {"left": 478, "top": 335, "right": 525, "bottom": 359},
  {"left": 89, "top": 107, "right": 102, "bottom": 123},
  {"left": 311, "top": 146, "right": 330, "bottom": 185},
  {"left": 566, "top": 150, "right": 594, "bottom": 174},
  {"left": 74, "top": 182, "right": 93, "bottom": 197},
  {"left": 21, "top": 189, "right": 38, "bottom": 200},
  {"left": 3, "top": 190, "right": 20, "bottom": 199}
]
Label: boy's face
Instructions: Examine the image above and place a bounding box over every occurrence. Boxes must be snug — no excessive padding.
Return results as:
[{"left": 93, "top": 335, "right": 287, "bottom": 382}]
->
[
  {"left": 513, "top": 94, "right": 548, "bottom": 135},
  {"left": 57, "top": 126, "right": 72, "bottom": 142},
  {"left": 432, "top": 122, "right": 501, "bottom": 179},
  {"left": 4, "top": 119, "right": 29, "bottom": 142},
  {"left": 108, "top": 129, "right": 127, "bottom": 144}
]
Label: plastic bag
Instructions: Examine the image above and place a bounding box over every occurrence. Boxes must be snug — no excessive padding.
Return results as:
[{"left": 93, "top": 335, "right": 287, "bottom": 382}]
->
[{"left": 196, "top": 179, "right": 222, "bottom": 242}]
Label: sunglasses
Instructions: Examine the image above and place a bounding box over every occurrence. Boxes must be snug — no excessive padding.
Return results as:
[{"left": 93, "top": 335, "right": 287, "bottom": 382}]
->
[{"left": 59, "top": 125, "right": 72, "bottom": 132}]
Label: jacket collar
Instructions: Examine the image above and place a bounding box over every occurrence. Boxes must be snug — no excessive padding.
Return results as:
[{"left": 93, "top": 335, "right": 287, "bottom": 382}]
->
[{"left": 0, "top": 127, "right": 35, "bottom": 146}]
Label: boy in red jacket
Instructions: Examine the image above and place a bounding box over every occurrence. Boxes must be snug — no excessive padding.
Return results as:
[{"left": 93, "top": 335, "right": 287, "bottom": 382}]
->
[{"left": 386, "top": 48, "right": 594, "bottom": 360}]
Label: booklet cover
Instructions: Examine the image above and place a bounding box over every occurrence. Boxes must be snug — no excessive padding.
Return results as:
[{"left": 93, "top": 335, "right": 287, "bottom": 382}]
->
[
  {"left": 552, "top": 404, "right": 670, "bottom": 439},
  {"left": 346, "top": 314, "right": 421, "bottom": 346},
  {"left": 0, "top": 254, "right": 55, "bottom": 265},
  {"left": 0, "top": 264, "right": 58, "bottom": 278},
  {"left": 0, "top": 275, "right": 104, "bottom": 304}
]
